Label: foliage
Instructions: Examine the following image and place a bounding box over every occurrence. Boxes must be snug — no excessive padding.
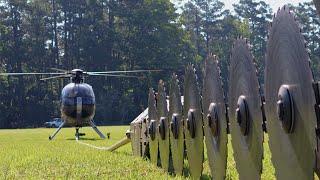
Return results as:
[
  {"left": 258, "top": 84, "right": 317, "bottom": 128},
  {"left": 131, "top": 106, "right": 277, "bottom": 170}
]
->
[
  {"left": 233, "top": 0, "right": 272, "bottom": 84},
  {"left": 293, "top": 2, "right": 320, "bottom": 80},
  {"left": 0, "top": 0, "right": 195, "bottom": 128},
  {"left": 0, "top": 0, "right": 319, "bottom": 128}
]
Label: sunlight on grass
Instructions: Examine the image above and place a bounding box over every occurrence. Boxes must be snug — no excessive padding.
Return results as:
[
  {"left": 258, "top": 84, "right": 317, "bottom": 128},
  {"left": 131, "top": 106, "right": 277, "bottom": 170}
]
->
[{"left": 0, "top": 126, "right": 313, "bottom": 179}]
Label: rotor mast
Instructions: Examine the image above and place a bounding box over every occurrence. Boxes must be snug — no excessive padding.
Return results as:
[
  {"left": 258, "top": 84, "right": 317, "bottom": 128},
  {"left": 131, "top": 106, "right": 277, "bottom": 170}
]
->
[{"left": 71, "top": 69, "right": 84, "bottom": 84}]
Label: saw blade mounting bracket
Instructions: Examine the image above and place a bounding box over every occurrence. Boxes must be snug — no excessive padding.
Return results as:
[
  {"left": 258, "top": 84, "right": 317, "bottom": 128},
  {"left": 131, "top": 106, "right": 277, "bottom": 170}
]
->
[
  {"left": 236, "top": 95, "right": 250, "bottom": 136},
  {"left": 149, "top": 120, "right": 157, "bottom": 141},
  {"left": 158, "top": 117, "right": 166, "bottom": 140},
  {"left": 207, "top": 103, "right": 219, "bottom": 138},
  {"left": 277, "top": 85, "right": 295, "bottom": 133},
  {"left": 187, "top": 109, "right": 196, "bottom": 138},
  {"left": 170, "top": 114, "right": 179, "bottom": 139}
]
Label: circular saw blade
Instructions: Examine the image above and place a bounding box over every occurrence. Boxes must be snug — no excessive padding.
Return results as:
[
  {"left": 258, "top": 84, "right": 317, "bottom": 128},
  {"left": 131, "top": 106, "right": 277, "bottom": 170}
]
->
[
  {"left": 148, "top": 88, "right": 159, "bottom": 165},
  {"left": 130, "top": 122, "right": 141, "bottom": 156},
  {"left": 228, "top": 38, "right": 264, "bottom": 179},
  {"left": 265, "top": 7, "right": 316, "bottom": 179},
  {"left": 140, "top": 117, "right": 149, "bottom": 157},
  {"left": 183, "top": 64, "right": 204, "bottom": 179},
  {"left": 202, "top": 54, "right": 228, "bottom": 180},
  {"left": 157, "top": 80, "right": 171, "bottom": 171},
  {"left": 169, "top": 74, "right": 184, "bottom": 175}
]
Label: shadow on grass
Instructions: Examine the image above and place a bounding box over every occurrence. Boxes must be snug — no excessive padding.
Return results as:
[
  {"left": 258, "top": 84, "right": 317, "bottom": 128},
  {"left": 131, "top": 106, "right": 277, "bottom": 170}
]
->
[
  {"left": 182, "top": 167, "right": 211, "bottom": 179},
  {"left": 111, "top": 150, "right": 132, "bottom": 156},
  {"left": 66, "top": 137, "right": 104, "bottom": 141},
  {"left": 200, "top": 174, "right": 211, "bottom": 179}
]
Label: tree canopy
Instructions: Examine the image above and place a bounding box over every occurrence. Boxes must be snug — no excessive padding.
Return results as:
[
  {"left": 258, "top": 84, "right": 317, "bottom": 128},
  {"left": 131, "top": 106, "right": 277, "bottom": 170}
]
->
[{"left": 0, "top": 0, "right": 319, "bottom": 128}]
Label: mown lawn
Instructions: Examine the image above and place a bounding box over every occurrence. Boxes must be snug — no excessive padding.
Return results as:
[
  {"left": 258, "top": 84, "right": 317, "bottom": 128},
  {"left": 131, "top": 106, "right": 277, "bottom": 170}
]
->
[{"left": 0, "top": 126, "right": 277, "bottom": 179}]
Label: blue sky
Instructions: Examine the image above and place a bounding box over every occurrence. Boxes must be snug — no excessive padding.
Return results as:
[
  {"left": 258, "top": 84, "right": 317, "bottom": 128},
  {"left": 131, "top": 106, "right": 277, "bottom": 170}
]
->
[{"left": 172, "top": 0, "right": 312, "bottom": 13}]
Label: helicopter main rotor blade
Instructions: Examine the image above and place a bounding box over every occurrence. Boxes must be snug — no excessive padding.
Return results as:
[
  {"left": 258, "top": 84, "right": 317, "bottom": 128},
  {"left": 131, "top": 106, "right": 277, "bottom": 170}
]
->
[
  {"left": 50, "top": 68, "right": 69, "bottom": 72},
  {"left": 88, "top": 74, "right": 145, "bottom": 79},
  {"left": 40, "top": 75, "right": 71, "bottom": 81},
  {"left": 0, "top": 72, "right": 65, "bottom": 76},
  {"left": 86, "top": 70, "right": 161, "bottom": 74}
]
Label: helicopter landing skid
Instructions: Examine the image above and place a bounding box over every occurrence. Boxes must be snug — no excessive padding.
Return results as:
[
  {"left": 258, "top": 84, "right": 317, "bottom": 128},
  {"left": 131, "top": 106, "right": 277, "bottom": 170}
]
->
[
  {"left": 49, "top": 121, "right": 66, "bottom": 140},
  {"left": 89, "top": 120, "right": 106, "bottom": 139}
]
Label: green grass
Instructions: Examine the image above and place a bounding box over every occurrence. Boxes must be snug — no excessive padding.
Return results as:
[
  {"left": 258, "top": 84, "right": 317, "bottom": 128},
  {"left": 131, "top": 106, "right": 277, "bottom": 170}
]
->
[{"left": 0, "top": 126, "right": 278, "bottom": 179}]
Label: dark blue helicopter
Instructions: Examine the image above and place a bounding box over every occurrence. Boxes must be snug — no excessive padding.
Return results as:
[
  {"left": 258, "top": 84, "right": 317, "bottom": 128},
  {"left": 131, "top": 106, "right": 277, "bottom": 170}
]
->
[{"left": 0, "top": 68, "right": 159, "bottom": 140}]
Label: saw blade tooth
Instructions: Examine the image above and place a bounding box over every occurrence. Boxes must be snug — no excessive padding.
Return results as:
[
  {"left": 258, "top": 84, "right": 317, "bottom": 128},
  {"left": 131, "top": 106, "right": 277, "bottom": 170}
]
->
[
  {"left": 185, "top": 64, "right": 201, "bottom": 106},
  {"left": 218, "top": 60, "right": 228, "bottom": 121},
  {"left": 308, "top": 59, "right": 315, "bottom": 82},
  {"left": 282, "top": 5, "right": 288, "bottom": 12},
  {"left": 252, "top": 58, "right": 267, "bottom": 131},
  {"left": 172, "top": 73, "right": 178, "bottom": 81}
]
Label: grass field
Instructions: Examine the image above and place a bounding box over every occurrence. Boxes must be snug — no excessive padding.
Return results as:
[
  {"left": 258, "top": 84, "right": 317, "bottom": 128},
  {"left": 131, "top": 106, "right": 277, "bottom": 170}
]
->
[{"left": 0, "top": 126, "right": 277, "bottom": 179}]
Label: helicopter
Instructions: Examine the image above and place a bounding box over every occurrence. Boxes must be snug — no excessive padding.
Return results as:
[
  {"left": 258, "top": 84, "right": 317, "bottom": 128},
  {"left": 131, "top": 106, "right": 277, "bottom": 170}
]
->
[{"left": 0, "top": 68, "right": 160, "bottom": 140}]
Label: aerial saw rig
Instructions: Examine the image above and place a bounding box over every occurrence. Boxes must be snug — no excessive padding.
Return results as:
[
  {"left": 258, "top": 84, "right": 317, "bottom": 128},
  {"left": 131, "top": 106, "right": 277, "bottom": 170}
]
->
[{"left": 106, "top": 4, "right": 320, "bottom": 180}]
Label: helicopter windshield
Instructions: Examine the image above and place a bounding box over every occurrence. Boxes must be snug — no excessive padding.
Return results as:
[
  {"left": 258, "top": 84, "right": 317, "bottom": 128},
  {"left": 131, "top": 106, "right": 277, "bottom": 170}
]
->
[{"left": 61, "top": 83, "right": 95, "bottom": 105}]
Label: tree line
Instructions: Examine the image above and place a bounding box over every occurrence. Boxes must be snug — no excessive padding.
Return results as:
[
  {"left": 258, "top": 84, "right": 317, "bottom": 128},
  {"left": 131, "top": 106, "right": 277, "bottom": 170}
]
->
[{"left": 0, "top": 0, "right": 318, "bottom": 128}]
